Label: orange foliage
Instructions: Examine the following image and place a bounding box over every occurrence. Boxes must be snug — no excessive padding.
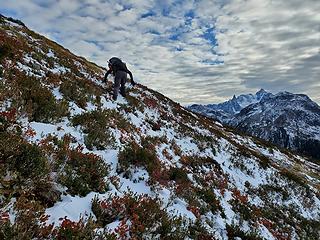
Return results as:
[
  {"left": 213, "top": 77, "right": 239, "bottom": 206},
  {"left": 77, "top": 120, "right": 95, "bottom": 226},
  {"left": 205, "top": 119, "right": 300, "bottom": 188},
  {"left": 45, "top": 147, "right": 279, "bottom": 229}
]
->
[{"left": 232, "top": 189, "right": 248, "bottom": 204}]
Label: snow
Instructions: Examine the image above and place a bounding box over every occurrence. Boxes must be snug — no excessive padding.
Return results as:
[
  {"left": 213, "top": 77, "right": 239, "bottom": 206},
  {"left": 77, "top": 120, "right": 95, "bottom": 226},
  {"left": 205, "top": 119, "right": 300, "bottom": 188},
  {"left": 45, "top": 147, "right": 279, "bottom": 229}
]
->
[
  {"left": 4, "top": 19, "right": 22, "bottom": 28},
  {"left": 50, "top": 64, "right": 69, "bottom": 74},
  {"left": 16, "top": 62, "right": 45, "bottom": 77},
  {"left": 100, "top": 96, "right": 117, "bottom": 110},
  {"left": 175, "top": 137, "right": 199, "bottom": 155},
  {"left": 216, "top": 190, "right": 236, "bottom": 223},
  {"left": 47, "top": 49, "right": 56, "bottom": 58},
  {"left": 51, "top": 87, "right": 63, "bottom": 100},
  {"left": 167, "top": 198, "right": 197, "bottom": 221},
  {"left": 69, "top": 102, "right": 85, "bottom": 116},
  {"left": 0, "top": 100, "right": 12, "bottom": 111},
  {"left": 28, "top": 120, "right": 83, "bottom": 146},
  {"left": 106, "top": 220, "right": 121, "bottom": 231},
  {"left": 2, "top": 198, "right": 17, "bottom": 224},
  {"left": 259, "top": 225, "right": 276, "bottom": 240},
  {"left": 46, "top": 192, "right": 98, "bottom": 226}
]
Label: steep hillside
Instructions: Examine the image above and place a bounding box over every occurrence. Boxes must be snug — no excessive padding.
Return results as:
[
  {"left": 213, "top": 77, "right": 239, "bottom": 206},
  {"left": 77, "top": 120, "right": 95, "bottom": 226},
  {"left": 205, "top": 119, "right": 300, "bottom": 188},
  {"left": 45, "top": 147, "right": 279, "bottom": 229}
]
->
[{"left": 1, "top": 15, "right": 320, "bottom": 240}]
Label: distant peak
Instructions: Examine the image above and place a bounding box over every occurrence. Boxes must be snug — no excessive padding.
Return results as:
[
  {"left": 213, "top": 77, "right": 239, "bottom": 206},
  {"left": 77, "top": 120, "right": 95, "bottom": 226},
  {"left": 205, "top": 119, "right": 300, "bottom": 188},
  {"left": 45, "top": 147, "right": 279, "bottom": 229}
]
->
[
  {"left": 256, "top": 88, "right": 266, "bottom": 94},
  {"left": 232, "top": 95, "right": 237, "bottom": 100}
]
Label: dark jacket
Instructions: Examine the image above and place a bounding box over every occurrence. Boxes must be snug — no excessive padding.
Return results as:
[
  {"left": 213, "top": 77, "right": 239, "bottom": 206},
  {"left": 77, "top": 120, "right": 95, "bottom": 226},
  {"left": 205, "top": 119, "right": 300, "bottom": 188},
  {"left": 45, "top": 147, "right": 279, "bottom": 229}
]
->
[{"left": 104, "top": 61, "right": 135, "bottom": 85}]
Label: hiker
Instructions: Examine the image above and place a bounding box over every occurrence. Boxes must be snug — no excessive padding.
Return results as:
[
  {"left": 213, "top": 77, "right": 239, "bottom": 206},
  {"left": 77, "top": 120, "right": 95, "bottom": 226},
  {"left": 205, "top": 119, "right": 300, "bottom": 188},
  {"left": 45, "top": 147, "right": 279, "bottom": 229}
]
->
[{"left": 103, "top": 57, "right": 135, "bottom": 100}]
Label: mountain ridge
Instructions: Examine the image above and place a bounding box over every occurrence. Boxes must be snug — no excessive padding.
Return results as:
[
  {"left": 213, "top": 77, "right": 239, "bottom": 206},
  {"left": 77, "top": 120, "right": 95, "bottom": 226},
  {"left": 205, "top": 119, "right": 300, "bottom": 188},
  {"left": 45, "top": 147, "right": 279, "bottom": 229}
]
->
[
  {"left": 188, "top": 89, "right": 320, "bottom": 161},
  {"left": 1, "top": 15, "right": 320, "bottom": 239}
]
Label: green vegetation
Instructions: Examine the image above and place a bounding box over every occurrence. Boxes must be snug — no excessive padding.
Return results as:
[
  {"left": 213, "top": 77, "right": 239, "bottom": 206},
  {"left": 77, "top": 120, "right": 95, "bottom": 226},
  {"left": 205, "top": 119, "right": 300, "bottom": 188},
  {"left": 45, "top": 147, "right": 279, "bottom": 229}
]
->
[
  {"left": 117, "top": 141, "right": 160, "bottom": 177},
  {"left": 280, "top": 168, "right": 308, "bottom": 188},
  {"left": 226, "top": 224, "right": 262, "bottom": 240},
  {"left": 168, "top": 167, "right": 189, "bottom": 184},
  {"left": 198, "top": 188, "right": 223, "bottom": 214},
  {"left": 6, "top": 72, "right": 70, "bottom": 123},
  {"left": 0, "top": 212, "right": 112, "bottom": 240},
  {"left": 57, "top": 148, "right": 110, "bottom": 196},
  {"left": 92, "top": 192, "right": 215, "bottom": 239},
  {"left": 0, "top": 43, "right": 14, "bottom": 62},
  {"left": 71, "top": 109, "right": 118, "bottom": 150},
  {"left": 59, "top": 72, "right": 103, "bottom": 108},
  {"left": 0, "top": 132, "right": 49, "bottom": 181},
  {"left": 0, "top": 111, "right": 60, "bottom": 210},
  {"left": 42, "top": 135, "right": 110, "bottom": 196}
]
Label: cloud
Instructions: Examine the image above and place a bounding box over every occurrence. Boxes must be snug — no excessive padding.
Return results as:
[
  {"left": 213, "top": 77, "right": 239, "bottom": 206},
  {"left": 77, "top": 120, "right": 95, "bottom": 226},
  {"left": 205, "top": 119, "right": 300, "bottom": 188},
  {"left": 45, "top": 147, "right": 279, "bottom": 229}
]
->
[{"left": 1, "top": 0, "right": 320, "bottom": 104}]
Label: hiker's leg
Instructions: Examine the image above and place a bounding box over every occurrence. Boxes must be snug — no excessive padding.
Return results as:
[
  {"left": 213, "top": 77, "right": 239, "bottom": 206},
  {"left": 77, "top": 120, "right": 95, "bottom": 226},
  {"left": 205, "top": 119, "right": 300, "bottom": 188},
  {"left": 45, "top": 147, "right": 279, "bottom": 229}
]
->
[
  {"left": 120, "top": 73, "right": 127, "bottom": 97},
  {"left": 113, "top": 72, "right": 121, "bottom": 100}
]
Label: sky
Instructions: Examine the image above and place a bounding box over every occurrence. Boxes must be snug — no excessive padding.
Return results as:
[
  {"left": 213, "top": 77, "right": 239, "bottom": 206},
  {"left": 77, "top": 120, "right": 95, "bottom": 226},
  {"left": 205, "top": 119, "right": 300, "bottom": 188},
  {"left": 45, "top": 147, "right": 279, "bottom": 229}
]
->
[{"left": 1, "top": 0, "right": 320, "bottom": 105}]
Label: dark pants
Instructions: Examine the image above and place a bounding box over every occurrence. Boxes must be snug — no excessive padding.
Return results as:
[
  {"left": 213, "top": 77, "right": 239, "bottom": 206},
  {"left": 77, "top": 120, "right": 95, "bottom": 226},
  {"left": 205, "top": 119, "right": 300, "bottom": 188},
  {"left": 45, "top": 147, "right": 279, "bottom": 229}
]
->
[{"left": 114, "top": 71, "right": 127, "bottom": 100}]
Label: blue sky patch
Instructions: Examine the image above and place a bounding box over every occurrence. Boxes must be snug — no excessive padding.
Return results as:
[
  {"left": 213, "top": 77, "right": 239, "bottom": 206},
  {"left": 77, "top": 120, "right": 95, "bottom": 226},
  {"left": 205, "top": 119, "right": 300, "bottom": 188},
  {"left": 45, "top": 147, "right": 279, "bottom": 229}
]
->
[{"left": 202, "top": 27, "right": 218, "bottom": 46}]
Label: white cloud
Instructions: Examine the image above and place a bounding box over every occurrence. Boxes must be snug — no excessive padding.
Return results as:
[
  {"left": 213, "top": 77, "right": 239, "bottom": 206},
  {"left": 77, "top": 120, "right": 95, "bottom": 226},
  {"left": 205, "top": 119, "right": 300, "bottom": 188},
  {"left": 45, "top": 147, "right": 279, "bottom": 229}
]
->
[{"left": 1, "top": 0, "right": 320, "bottom": 104}]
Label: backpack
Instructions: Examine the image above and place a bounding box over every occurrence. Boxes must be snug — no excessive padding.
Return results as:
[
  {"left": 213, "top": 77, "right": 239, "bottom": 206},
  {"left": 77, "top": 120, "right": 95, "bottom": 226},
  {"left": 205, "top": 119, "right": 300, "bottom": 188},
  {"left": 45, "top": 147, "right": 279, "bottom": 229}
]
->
[{"left": 108, "top": 57, "right": 127, "bottom": 72}]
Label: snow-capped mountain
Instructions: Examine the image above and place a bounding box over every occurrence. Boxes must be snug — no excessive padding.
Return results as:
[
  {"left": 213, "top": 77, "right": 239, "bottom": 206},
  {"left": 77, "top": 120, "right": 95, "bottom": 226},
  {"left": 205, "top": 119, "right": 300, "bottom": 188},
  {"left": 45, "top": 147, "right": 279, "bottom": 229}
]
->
[
  {"left": 231, "top": 92, "right": 320, "bottom": 160},
  {"left": 1, "top": 15, "right": 320, "bottom": 239},
  {"left": 188, "top": 89, "right": 272, "bottom": 120},
  {"left": 188, "top": 89, "right": 272, "bottom": 116},
  {"left": 188, "top": 89, "right": 320, "bottom": 161}
]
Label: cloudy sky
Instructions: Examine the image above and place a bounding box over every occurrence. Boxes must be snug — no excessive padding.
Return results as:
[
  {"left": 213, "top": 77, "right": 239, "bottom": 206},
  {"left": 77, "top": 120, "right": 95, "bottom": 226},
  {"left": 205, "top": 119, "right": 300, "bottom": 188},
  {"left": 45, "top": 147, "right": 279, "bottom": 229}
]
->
[{"left": 1, "top": 0, "right": 320, "bottom": 104}]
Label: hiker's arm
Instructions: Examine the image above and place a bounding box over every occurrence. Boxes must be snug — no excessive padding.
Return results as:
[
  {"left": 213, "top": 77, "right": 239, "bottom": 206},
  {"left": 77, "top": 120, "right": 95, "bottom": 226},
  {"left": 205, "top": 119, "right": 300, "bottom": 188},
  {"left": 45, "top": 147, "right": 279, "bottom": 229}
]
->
[
  {"left": 126, "top": 69, "right": 135, "bottom": 85},
  {"left": 104, "top": 69, "right": 112, "bottom": 82}
]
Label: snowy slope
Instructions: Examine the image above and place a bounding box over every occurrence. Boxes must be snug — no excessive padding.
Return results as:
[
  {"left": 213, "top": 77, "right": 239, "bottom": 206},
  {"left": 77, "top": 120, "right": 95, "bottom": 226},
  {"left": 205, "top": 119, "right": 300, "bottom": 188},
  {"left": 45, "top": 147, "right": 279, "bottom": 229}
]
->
[{"left": 1, "top": 15, "right": 320, "bottom": 239}]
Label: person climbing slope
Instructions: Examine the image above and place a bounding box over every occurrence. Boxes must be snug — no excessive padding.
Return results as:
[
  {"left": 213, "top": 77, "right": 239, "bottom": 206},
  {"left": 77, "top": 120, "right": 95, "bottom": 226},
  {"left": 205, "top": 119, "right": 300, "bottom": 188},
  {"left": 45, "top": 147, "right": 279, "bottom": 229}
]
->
[{"left": 103, "top": 57, "right": 135, "bottom": 100}]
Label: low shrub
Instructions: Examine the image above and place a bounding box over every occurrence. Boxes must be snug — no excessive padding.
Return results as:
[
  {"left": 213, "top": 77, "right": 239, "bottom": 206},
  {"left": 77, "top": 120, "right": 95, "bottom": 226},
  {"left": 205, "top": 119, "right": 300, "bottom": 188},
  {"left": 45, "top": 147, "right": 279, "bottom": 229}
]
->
[
  {"left": 0, "top": 132, "right": 49, "bottom": 180},
  {"left": 56, "top": 147, "right": 110, "bottom": 196},
  {"left": 168, "top": 167, "right": 189, "bottom": 184},
  {"left": 117, "top": 141, "right": 160, "bottom": 176},
  {"left": 60, "top": 80, "right": 87, "bottom": 108},
  {"left": 92, "top": 192, "right": 213, "bottom": 239},
  {"left": 0, "top": 43, "right": 14, "bottom": 62},
  {"left": 59, "top": 73, "right": 103, "bottom": 108},
  {"left": 53, "top": 217, "right": 98, "bottom": 240},
  {"left": 17, "top": 75, "right": 69, "bottom": 122},
  {"left": 198, "top": 188, "right": 222, "bottom": 214},
  {"left": 0, "top": 65, "right": 3, "bottom": 78},
  {"left": 0, "top": 211, "right": 114, "bottom": 240},
  {"left": 71, "top": 110, "right": 117, "bottom": 150},
  {"left": 280, "top": 168, "right": 308, "bottom": 188},
  {"left": 0, "top": 195, "right": 53, "bottom": 239},
  {"left": 226, "top": 224, "right": 262, "bottom": 240}
]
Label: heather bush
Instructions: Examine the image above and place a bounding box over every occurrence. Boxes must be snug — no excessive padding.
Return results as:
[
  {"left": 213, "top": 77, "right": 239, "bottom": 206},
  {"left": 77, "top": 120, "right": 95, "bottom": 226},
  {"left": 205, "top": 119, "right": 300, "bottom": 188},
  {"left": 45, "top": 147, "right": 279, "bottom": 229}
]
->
[
  {"left": 0, "top": 65, "right": 3, "bottom": 78},
  {"left": 0, "top": 43, "right": 14, "bottom": 62},
  {"left": 92, "top": 192, "right": 208, "bottom": 239},
  {"left": 117, "top": 141, "right": 160, "bottom": 176},
  {"left": 53, "top": 217, "right": 98, "bottom": 240},
  {"left": 71, "top": 109, "right": 117, "bottom": 150},
  {"left": 17, "top": 75, "right": 69, "bottom": 122},
  {"left": 168, "top": 167, "right": 189, "bottom": 184},
  {"left": 60, "top": 80, "right": 88, "bottom": 108},
  {"left": 226, "top": 224, "right": 262, "bottom": 240},
  {"left": 0, "top": 132, "right": 49, "bottom": 180},
  {"left": 56, "top": 147, "right": 110, "bottom": 196},
  {"left": 59, "top": 73, "right": 103, "bottom": 108},
  {"left": 198, "top": 188, "right": 223, "bottom": 214},
  {"left": 0, "top": 195, "right": 54, "bottom": 240},
  {"left": 0, "top": 211, "right": 112, "bottom": 240}
]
